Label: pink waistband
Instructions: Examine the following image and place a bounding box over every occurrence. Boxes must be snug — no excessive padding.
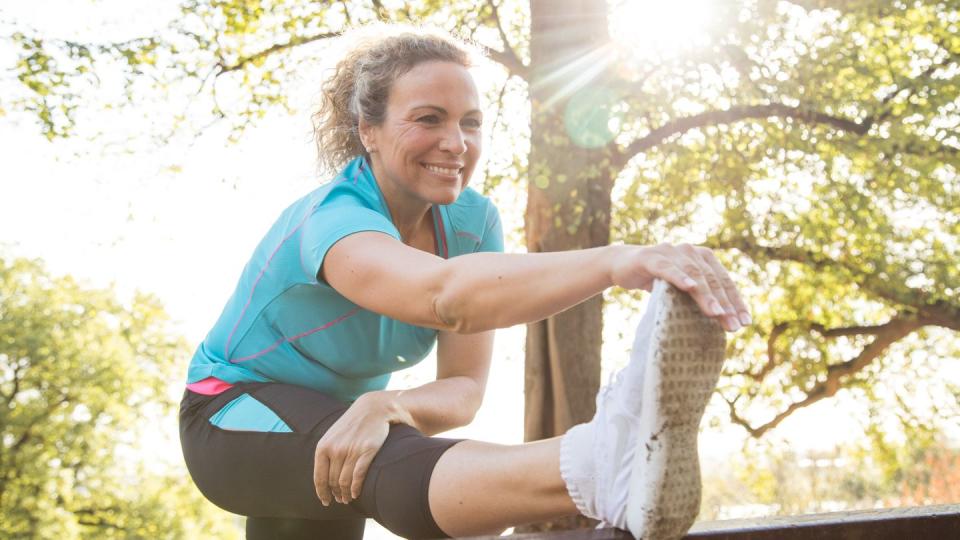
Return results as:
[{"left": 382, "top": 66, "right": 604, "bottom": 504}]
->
[{"left": 186, "top": 377, "right": 235, "bottom": 396}]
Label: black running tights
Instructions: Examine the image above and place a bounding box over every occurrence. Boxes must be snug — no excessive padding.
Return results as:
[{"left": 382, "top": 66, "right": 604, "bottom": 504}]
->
[{"left": 179, "top": 382, "right": 463, "bottom": 539}]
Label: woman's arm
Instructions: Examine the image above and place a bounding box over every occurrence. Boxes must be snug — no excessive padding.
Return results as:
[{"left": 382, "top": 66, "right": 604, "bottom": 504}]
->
[
  {"left": 361, "top": 329, "right": 493, "bottom": 435},
  {"left": 313, "top": 330, "right": 493, "bottom": 506},
  {"left": 322, "top": 233, "right": 750, "bottom": 334}
]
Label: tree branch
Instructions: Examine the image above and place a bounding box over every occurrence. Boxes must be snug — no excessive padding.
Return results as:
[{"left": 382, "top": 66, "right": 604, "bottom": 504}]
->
[
  {"left": 483, "top": 77, "right": 511, "bottom": 185},
  {"left": 728, "top": 316, "right": 925, "bottom": 438},
  {"left": 614, "top": 103, "right": 869, "bottom": 168},
  {"left": 865, "top": 51, "right": 954, "bottom": 127},
  {"left": 481, "top": 44, "right": 529, "bottom": 80},
  {"left": 9, "top": 394, "right": 72, "bottom": 454},
  {"left": 215, "top": 31, "right": 341, "bottom": 75},
  {"left": 748, "top": 322, "right": 789, "bottom": 381},
  {"left": 369, "top": 0, "right": 388, "bottom": 21},
  {"left": 707, "top": 237, "right": 960, "bottom": 331},
  {"left": 482, "top": 0, "right": 527, "bottom": 80}
]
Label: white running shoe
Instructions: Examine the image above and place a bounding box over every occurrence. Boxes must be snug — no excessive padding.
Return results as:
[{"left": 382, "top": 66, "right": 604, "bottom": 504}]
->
[
  {"left": 625, "top": 280, "right": 727, "bottom": 539},
  {"left": 559, "top": 280, "right": 665, "bottom": 526},
  {"left": 559, "top": 280, "right": 726, "bottom": 539}
]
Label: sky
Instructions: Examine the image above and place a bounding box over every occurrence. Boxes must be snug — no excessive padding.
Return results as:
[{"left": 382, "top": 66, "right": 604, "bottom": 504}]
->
[{"left": 3, "top": 1, "right": 947, "bottom": 538}]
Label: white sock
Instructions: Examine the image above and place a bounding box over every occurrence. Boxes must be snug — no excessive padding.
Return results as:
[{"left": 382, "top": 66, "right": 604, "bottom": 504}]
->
[{"left": 559, "top": 422, "right": 599, "bottom": 520}]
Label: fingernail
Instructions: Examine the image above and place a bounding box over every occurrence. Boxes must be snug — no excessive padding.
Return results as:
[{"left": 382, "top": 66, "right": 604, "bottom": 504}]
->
[
  {"left": 739, "top": 312, "right": 752, "bottom": 326},
  {"left": 710, "top": 301, "right": 723, "bottom": 316},
  {"left": 683, "top": 277, "right": 697, "bottom": 288},
  {"left": 729, "top": 316, "right": 741, "bottom": 331}
]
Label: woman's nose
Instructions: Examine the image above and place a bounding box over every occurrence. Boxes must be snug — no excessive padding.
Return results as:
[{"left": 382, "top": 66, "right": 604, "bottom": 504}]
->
[{"left": 439, "top": 126, "right": 467, "bottom": 154}]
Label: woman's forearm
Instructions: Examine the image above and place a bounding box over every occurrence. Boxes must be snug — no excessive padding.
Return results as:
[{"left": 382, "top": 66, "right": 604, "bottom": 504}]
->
[
  {"left": 360, "top": 376, "right": 483, "bottom": 436},
  {"left": 435, "top": 245, "right": 621, "bottom": 333}
]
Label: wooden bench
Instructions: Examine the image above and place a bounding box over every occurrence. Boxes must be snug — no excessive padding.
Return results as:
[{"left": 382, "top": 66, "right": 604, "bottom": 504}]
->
[{"left": 469, "top": 504, "right": 960, "bottom": 539}]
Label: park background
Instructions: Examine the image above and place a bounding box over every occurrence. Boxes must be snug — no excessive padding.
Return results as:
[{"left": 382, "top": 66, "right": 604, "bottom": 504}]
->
[{"left": 1, "top": 0, "right": 958, "bottom": 538}]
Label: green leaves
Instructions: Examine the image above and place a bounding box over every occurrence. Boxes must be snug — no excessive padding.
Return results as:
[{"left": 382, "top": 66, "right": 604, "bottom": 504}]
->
[
  {"left": 607, "top": 0, "right": 959, "bottom": 438},
  {"left": 2, "top": 0, "right": 956, "bottom": 447},
  {"left": 0, "top": 256, "right": 232, "bottom": 539}
]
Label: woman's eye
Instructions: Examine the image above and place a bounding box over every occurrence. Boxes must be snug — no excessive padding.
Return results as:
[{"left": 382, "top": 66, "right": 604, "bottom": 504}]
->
[
  {"left": 462, "top": 118, "right": 482, "bottom": 129},
  {"left": 417, "top": 115, "right": 440, "bottom": 124}
]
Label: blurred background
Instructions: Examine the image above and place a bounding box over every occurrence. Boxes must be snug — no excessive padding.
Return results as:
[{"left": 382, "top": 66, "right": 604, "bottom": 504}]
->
[{"left": 1, "top": 0, "right": 958, "bottom": 538}]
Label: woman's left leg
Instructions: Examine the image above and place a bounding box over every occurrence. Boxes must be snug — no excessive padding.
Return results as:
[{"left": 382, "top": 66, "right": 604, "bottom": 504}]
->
[{"left": 180, "top": 381, "right": 463, "bottom": 539}]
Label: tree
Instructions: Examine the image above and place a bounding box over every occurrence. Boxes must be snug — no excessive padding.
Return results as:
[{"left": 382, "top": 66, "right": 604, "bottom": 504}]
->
[
  {"left": 0, "top": 256, "right": 235, "bottom": 539},
  {"left": 4, "top": 0, "right": 958, "bottom": 529}
]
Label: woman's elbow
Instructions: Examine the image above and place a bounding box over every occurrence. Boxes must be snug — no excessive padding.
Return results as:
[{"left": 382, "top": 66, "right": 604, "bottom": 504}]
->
[{"left": 432, "top": 285, "right": 494, "bottom": 334}]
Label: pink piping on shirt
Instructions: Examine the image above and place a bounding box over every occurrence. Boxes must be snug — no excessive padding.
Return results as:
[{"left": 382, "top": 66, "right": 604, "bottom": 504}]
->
[
  {"left": 223, "top": 165, "right": 365, "bottom": 361},
  {"left": 456, "top": 231, "right": 481, "bottom": 243},
  {"left": 223, "top": 210, "right": 314, "bottom": 361},
  {"left": 434, "top": 207, "right": 449, "bottom": 259},
  {"left": 229, "top": 307, "right": 361, "bottom": 364}
]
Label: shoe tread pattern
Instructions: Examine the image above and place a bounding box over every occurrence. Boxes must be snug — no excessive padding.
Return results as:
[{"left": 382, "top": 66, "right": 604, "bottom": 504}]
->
[{"left": 639, "top": 284, "right": 726, "bottom": 539}]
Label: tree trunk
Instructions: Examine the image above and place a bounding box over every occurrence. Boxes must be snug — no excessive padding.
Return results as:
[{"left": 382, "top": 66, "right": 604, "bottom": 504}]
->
[{"left": 520, "top": 0, "right": 617, "bottom": 531}]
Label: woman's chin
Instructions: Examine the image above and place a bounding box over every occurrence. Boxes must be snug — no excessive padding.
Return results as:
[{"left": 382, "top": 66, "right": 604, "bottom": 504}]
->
[{"left": 430, "top": 187, "right": 463, "bottom": 206}]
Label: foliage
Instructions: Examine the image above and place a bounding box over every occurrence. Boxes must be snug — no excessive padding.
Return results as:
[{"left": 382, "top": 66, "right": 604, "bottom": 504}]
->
[
  {"left": 605, "top": 0, "right": 960, "bottom": 437},
  {"left": 2, "top": 0, "right": 958, "bottom": 444},
  {"left": 0, "top": 256, "right": 236, "bottom": 539}
]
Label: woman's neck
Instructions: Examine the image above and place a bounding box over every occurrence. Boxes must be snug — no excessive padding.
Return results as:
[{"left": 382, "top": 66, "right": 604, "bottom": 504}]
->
[{"left": 369, "top": 160, "right": 433, "bottom": 246}]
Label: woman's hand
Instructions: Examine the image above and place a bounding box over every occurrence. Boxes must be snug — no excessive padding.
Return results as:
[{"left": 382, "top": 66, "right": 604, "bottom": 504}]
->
[
  {"left": 610, "top": 243, "right": 751, "bottom": 332},
  {"left": 313, "top": 393, "right": 391, "bottom": 506}
]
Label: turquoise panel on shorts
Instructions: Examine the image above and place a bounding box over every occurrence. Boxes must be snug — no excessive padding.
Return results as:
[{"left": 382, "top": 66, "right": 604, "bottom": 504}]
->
[{"left": 208, "top": 393, "right": 293, "bottom": 433}]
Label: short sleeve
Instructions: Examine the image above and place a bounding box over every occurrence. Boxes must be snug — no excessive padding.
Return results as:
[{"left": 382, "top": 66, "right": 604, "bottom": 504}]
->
[
  {"left": 476, "top": 203, "right": 504, "bottom": 254},
  {"left": 300, "top": 205, "right": 400, "bottom": 281}
]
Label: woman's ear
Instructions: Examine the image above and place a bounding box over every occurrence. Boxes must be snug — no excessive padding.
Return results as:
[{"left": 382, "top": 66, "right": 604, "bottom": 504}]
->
[{"left": 358, "top": 117, "right": 377, "bottom": 153}]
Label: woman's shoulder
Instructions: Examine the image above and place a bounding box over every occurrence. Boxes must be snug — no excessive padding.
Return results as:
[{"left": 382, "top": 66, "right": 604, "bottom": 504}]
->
[
  {"left": 309, "top": 159, "right": 388, "bottom": 213},
  {"left": 442, "top": 187, "right": 503, "bottom": 254},
  {"left": 446, "top": 187, "right": 500, "bottom": 226}
]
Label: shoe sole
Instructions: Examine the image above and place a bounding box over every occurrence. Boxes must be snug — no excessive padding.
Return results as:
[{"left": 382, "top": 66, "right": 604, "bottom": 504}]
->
[{"left": 625, "top": 280, "right": 727, "bottom": 539}]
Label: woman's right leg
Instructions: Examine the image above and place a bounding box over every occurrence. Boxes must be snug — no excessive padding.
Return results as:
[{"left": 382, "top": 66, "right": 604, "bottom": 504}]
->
[
  {"left": 428, "top": 438, "right": 577, "bottom": 537},
  {"left": 428, "top": 280, "right": 727, "bottom": 538}
]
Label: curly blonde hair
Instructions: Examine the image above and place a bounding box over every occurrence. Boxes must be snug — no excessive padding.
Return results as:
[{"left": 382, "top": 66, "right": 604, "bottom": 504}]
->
[{"left": 312, "top": 25, "right": 478, "bottom": 174}]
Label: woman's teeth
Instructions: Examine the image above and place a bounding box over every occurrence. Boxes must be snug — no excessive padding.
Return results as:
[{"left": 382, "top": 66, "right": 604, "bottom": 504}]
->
[{"left": 424, "top": 164, "right": 459, "bottom": 175}]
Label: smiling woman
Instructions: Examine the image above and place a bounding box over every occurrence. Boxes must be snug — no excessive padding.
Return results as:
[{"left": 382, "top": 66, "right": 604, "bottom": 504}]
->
[
  {"left": 177, "top": 22, "right": 749, "bottom": 540},
  {"left": 357, "top": 60, "right": 484, "bottom": 238}
]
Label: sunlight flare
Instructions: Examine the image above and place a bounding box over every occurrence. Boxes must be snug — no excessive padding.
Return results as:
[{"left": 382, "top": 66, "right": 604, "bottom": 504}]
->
[{"left": 610, "top": 0, "right": 715, "bottom": 57}]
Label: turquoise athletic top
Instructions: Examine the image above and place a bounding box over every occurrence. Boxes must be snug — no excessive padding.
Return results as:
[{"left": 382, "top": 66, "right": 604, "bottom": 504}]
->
[{"left": 186, "top": 156, "right": 504, "bottom": 402}]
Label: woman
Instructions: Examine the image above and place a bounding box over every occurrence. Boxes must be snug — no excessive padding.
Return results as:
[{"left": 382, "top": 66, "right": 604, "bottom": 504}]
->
[{"left": 179, "top": 25, "right": 749, "bottom": 540}]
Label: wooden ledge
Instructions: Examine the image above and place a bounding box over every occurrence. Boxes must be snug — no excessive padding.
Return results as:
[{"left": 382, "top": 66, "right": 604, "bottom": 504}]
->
[{"left": 468, "top": 504, "right": 960, "bottom": 539}]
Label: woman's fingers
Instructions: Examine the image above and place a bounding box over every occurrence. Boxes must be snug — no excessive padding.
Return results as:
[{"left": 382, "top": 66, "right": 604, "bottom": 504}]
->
[
  {"left": 328, "top": 451, "right": 345, "bottom": 503},
  {"left": 350, "top": 450, "right": 376, "bottom": 500},
  {"left": 646, "top": 243, "right": 750, "bottom": 332},
  {"left": 670, "top": 247, "right": 727, "bottom": 318},
  {"left": 338, "top": 452, "right": 360, "bottom": 504},
  {"left": 699, "top": 247, "right": 751, "bottom": 326},
  {"left": 313, "top": 445, "right": 332, "bottom": 506},
  {"left": 315, "top": 438, "right": 348, "bottom": 505},
  {"left": 687, "top": 246, "right": 739, "bottom": 331}
]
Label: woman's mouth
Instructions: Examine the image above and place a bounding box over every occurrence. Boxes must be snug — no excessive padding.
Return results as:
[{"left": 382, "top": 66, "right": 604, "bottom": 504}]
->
[{"left": 422, "top": 163, "right": 462, "bottom": 177}]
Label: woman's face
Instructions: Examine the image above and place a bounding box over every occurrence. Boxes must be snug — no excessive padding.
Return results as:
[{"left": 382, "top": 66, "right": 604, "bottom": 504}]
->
[{"left": 361, "top": 60, "right": 482, "bottom": 207}]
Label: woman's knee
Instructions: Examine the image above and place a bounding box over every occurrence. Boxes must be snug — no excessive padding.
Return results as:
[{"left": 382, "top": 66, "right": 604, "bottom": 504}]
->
[{"left": 357, "top": 429, "right": 463, "bottom": 538}]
